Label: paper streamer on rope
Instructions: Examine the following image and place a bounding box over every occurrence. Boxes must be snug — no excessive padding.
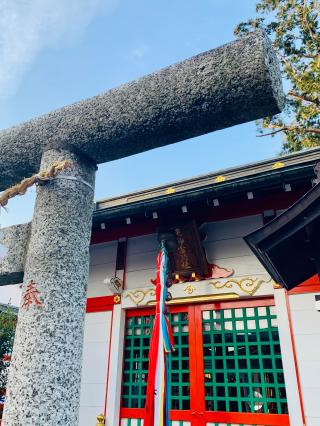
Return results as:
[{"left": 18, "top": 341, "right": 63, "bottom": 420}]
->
[{"left": 144, "top": 241, "right": 174, "bottom": 426}]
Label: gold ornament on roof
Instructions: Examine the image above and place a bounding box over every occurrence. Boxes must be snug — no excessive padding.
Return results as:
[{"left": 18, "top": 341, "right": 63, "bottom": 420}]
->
[
  {"left": 272, "top": 161, "right": 285, "bottom": 169},
  {"left": 214, "top": 175, "right": 226, "bottom": 183},
  {"left": 165, "top": 187, "right": 176, "bottom": 194}
]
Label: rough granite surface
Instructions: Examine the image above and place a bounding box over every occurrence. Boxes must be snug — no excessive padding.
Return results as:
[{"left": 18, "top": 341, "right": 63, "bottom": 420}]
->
[
  {"left": 0, "top": 223, "right": 31, "bottom": 285},
  {"left": 2, "top": 148, "right": 96, "bottom": 426},
  {"left": 0, "top": 30, "right": 284, "bottom": 191}
]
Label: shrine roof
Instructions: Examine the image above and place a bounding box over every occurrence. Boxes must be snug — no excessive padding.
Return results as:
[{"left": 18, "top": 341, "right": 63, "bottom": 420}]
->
[
  {"left": 93, "top": 147, "right": 320, "bottom": 222},
  {"left": 245, "top": 182, "right": 320, "bottom": 290}
]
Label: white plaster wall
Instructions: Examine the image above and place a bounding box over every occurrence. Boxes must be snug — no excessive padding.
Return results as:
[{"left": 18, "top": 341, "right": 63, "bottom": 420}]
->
[
  {"left": 79, "top": 311, "right": 112, "bottom": 426},
  {"left": 274, "top": 290, "right": 304, "bottom": 425},
  {"left": 203, "top": 215, "right": 266, "bottom": 276},
  {"left": 289, "top": 292, "right": 320, "bottom": 426},
  {"left": 125, "top": 233, "right": 158, "bottom": 289},
  {"left": 88, "top": 241, "right": 117, "bottom": 297},
  {"left": 106, "top": 304, "right": 126, "bottom": 426}
]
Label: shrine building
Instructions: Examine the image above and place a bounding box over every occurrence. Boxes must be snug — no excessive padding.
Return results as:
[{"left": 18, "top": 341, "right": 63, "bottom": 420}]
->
[{"left": 79, "top": 147, "right": 320, "bottom": 426}]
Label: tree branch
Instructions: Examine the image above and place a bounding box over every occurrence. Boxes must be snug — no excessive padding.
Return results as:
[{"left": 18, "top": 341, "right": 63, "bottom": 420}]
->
[
  {"left": 288, "top": 91, "right": 320, "bottom": 106},
  {"left": 257, "top": 128, "right": 284, "bottom": 137},
  {"left": 257, "top": 125, "right": 320, "bottom": 137},
  {"left": 301, "top": 53, "right": 320, "bottom": 59}
]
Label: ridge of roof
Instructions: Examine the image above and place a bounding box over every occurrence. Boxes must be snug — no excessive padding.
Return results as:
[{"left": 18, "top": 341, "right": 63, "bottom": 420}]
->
[{"left": 95, "top": 147, "right": 320, "bottom": 212}]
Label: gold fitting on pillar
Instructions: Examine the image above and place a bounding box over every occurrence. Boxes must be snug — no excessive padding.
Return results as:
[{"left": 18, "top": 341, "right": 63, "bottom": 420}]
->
[{"left": 96, "top": 413, "right": 105, "bottom": 425}]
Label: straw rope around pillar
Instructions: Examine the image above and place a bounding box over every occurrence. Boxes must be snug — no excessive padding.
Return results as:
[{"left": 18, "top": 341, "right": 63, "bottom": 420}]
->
[{"left": 0, "top": 160, "right": 72, "bottom": 209}]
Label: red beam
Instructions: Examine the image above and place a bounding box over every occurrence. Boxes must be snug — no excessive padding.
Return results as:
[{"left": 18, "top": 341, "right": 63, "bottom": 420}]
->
[{"left": 86, "top": 295, "right": 120, "bottom": 313}]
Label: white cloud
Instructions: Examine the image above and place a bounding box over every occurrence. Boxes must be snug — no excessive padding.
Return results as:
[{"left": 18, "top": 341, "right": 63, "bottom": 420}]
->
[{"left": 0, "top": 0, "right": 118, "bottom": 99}]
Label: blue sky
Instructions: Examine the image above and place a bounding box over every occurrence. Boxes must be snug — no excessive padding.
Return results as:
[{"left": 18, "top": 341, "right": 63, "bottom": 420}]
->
[{"left": 0, "top": 0, "right": 283, "bottom": 303}]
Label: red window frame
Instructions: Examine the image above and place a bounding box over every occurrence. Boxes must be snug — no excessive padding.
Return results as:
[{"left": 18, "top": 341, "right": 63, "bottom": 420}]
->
[{"left": 120, "top": 298, "right": 290, "bottom": 426}]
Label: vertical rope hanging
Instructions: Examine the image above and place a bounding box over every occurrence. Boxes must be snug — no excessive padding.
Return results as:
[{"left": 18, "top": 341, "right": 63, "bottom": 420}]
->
[{"left": 144, "top": 241, "right": 174, "bottom": 426}]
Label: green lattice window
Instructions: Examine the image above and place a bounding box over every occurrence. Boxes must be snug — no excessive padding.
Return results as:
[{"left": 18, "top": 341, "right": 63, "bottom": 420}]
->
[
  {"left": 122, "top": 315, "right": 152, "bottom": 409},
  {"left": 122, "top": 311, "right": 190, "bottom": 410},
  {"left": 169, "top": 312, "right": 190, "bottom": 410},
  {"left": 202, "top": 305, "right": 288, "bottom": 414}
]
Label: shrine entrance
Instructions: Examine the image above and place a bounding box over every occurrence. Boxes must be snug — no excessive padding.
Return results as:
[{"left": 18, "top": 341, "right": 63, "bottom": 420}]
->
[{"left": 120, "top": 298, "right": 290, "bottom": 426}]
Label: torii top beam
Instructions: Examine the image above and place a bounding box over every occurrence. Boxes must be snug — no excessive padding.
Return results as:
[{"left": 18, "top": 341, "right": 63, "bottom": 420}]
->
[{"left": 0, "top": 31, "right": 284, "bottom": 191}]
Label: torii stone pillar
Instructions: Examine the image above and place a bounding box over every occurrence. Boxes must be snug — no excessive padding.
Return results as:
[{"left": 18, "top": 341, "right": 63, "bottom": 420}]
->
[
  {"left": 0, "top": 31, "right": 284, "bottom": 425},
  {"left": 3, "top": 147, "right": 96, "bottom": 425}
]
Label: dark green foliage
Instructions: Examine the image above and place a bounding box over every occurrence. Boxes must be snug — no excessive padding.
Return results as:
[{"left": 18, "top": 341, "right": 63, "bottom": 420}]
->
[
  {"left": 0, "top": 306, "right": 16, "bottom": 412},
  {"left": 235, "top": 0, "right": 320, "bottom": 153}
]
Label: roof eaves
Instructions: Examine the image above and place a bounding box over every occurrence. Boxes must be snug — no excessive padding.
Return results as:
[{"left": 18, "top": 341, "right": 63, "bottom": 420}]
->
[{"left": 94, "top": 147, "right": 320, "bottom": 214}]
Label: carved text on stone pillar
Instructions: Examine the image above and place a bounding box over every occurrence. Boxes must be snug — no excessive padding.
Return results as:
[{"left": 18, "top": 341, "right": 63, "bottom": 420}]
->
[{"left": 21, "top": 280, "right": 43, "bottom": 310}]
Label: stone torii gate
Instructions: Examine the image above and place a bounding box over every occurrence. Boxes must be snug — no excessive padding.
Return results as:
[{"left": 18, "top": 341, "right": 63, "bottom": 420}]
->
[{"left": 0, "top": 31, "right": 284, "bottom": 425}]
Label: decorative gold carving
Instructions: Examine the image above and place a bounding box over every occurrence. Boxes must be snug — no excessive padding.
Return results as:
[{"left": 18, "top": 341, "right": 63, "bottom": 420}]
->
[
  {"left": 148, "top": 293, "right": 239, "bottom": 305},
  {"left": 124, "top": 276, "right": 274, "bottom": 307},
  {"left": 184, "top": 284, "right": 195, "bottom": 295},
  {"left": 113, "top": 295, "right": 121, "bottom": 304},
  {"left": 124, "top": 288, "right": 156, "bottom": 305},
  {"left": 272, "top": 161, "right": 285, "bottom": 169},
  {"left": 214, "top": 175, "right": 226, "bottom": 183},
  {"left": 209, "top": 277, "right": 271, "bottom": 296}
]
